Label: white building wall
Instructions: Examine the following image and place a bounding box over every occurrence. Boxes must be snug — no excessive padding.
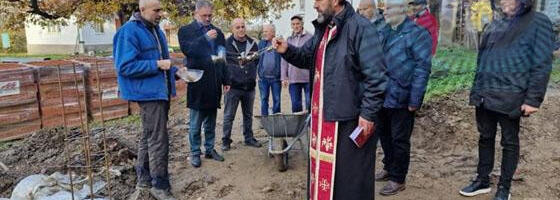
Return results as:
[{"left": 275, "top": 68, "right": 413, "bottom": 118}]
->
[
  {"left": 81, "top": 20, "right": 117, "bottom": 45},
  {"left": 266, "top": 0, "right": 316, "bottom": 38},
  {"left": 25, "top": 17, "right": 115, "bottom": 54},
  {"left": 269, "top": 0, "right": 361, "bottom": 37},
  {"left": 539, "top": 0, "right": 560, "bottom": 22},
  {"left": 25, "top": 21, "right": 79, "bottom": 45}
]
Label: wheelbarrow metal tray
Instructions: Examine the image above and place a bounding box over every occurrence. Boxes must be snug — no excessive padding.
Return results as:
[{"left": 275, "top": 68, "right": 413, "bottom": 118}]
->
[{"left": 256, "top": 113, "right": 308, "bottom": 137}]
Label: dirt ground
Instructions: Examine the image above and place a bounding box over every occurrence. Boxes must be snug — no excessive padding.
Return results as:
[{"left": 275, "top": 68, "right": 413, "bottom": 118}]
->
[{"left": 1, "top": 85, "right": 559, "bottom": 200}]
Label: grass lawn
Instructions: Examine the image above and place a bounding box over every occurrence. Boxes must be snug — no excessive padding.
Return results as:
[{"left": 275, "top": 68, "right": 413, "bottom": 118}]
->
[
  {"left": 551, "top": 59, "right": 560, "bottom": 83},
  {"left": 0, "top": 53, "right": 73, "bottom": 60},
  {"left": 425, "top": 47, "right": 560, "bottom": 101},
  {"left": 425, "top": 47, "right": 477, "bottom": 100}
]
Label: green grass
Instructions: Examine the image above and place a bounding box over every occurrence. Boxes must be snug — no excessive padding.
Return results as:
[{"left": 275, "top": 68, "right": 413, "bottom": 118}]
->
[
  {"left": 89, "top": 114, "right": 142, "bottom": 128},
  {"left": 425, "top": 47, "right": 478, "bottom": 101},
  {"left": 169, "top": 46, "right": 181, "bottom": 53},
  {"left": 552, "top": 59, "right": 560, "bottom": 83},
  {"left": 0, "top": 53, "right": 72, "bottom": 60},
  {"left": 425, "top": 48, "right": 560, "bottom": 101},
  {"left": 0, "top": 141, "right": 10, "bottom": 151}
]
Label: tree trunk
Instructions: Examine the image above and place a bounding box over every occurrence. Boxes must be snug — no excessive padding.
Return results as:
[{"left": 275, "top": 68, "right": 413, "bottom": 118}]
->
[{"left": 439, "top": 0, "right": 459, "bottom": 47}]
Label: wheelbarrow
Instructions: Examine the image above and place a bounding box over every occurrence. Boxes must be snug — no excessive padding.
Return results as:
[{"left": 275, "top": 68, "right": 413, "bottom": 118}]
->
[{"left": 255, "top": 112, "right": 310, "bottom": 172}]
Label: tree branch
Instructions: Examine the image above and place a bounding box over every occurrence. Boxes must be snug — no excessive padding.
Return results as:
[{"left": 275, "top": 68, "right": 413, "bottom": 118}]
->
[{"left": 27, "top": 0, "right": 61, "bottom": 19}]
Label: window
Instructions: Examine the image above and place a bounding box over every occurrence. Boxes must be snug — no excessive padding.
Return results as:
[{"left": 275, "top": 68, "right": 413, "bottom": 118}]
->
[
  {"left": 46, "top": 25, "right": 61, "bottom": 33},
  {"left": 93, "top": 22, "right": 104, "bottom": 33},
  {"left": 300, "top": 0, "right": 305, "bottom": 11}
]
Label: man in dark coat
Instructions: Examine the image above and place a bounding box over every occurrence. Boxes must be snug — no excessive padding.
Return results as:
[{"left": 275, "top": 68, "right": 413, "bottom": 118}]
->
[
  {"left": 459, "top": 0, "right": 554, "bottom": 199},
  {"left": 221, "top": 18, "right": 262, "bottom": 151},
  {"left": 273, "top": 0, "right": 387, "bottom": 199},
  {"left": 373, "top": 0, "right": 432, "bottom": 196},
  {"left": 178, "top": 0, "right": 230, "bottom": 168}
]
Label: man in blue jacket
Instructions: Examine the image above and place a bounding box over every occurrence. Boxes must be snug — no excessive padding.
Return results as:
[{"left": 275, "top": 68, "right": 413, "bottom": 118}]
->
[
  {"left": 257, "top": 24, "right": 282, "bottom": 116},
  {"left": 113, "top": 0, "right": 178, "bottom": 199},
  {"left": 178, "top": 0, "right": 230, "bottom": 168},
  {"left": 374, "top": 0, "right": 432, "bottom": 196}
]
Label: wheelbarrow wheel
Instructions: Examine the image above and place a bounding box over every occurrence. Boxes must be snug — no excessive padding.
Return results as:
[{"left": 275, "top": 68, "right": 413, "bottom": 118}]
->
[{"left": 275, "top": 139, "right": 288, "bottom": 172}]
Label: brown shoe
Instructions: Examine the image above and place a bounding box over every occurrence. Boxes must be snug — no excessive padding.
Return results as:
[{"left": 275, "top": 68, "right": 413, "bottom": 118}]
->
[
  {"left": 380, "top": 181, "right": 406, "bottom": 196},
  {"left": 375, "top": 169, "right": 389, "bottom": 182}
]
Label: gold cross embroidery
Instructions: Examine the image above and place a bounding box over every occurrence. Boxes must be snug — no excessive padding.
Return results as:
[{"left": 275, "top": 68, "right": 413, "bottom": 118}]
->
[
  {"left": 321, "top": 137, "right": 333, "bottom": 151},
  {"left": 320, "top": 178, "right": 330, "bottom": 191}
]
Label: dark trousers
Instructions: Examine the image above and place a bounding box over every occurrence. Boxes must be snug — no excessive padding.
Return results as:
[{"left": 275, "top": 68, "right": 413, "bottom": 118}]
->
[
  {"left": 333, "top": 120, "right": 377, "bottom": 200},
  {"left": 137, "top": 100, "right": 170, "bottom": 190},
  {"left": 288, "top": 82, "right": 310, "bottom": 113},
  {"left": 258, "top": 79, "right": 281, "bottom": 115},
  {"left": 188, "top": 108, "right": 217, "bottom": 156},
  {"left": 222, "top": 88, "right": 255, "bottom": 144},
  {"left": 378, "top": 108, "right": 415, "bottom": 184},
  {"left": 475, "top": 107, "right": 520, "bottom": 189}
]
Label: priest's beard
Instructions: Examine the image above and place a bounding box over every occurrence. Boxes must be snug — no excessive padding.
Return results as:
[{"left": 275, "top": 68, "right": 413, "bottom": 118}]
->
[{"left": 317, "top": 6, "right": 335, "bottom": 24}]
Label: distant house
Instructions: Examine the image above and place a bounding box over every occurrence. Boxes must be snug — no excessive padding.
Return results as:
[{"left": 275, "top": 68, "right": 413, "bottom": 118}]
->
[
  {"left": 536, "top": 0, "right": 560, "bottom": 23},
  {"left": 25, "top": 17, "right": 117, "bottom": 55},
  {"left": 269, "top": 0, "right": 361, "bottom": 37}
]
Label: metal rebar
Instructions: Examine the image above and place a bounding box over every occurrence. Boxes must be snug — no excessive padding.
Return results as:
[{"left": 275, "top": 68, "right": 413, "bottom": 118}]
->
[
  {"left": 95, "top": 61, "right": 113, "bottom": 199},
  {"left": 64, "top": 135, "right": 118, "bottom": 142},
  {"left": 71, "top": 64, "right": 95, "bottom": 200},
  {"left": 57, "top": 65, "right": 76, "bottom": 200}
]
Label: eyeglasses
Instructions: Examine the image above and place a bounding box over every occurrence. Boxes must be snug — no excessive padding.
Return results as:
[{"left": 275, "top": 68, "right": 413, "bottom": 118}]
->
[{"left": 200, "top": 14, "right": 213, "bottom": 19}]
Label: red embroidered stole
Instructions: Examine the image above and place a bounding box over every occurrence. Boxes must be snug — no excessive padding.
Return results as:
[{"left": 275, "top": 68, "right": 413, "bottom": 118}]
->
[{"left": 309, "top": 26, "right": 338, "bottom": 200}]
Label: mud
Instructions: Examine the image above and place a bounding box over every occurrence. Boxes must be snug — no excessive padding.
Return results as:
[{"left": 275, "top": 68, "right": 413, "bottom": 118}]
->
[{"left": 1, "top": 86, "right": 559, "bottom": 200}]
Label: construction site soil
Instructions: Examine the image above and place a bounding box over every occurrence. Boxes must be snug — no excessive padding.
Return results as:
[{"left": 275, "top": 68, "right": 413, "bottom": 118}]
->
[{"left": 1, "top": 86, "right": 559, "bottom": 200}]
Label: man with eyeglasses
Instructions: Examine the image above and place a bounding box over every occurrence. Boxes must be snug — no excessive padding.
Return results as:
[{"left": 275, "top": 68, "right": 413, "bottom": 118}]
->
[{"left": 178, "top": 0, "right": 230, "bottom": 168}]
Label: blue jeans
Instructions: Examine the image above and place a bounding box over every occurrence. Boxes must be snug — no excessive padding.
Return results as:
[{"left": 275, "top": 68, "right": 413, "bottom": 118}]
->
[
  {"left": 188, "top": 108, "right": 217, "bottom": 156},
  {"left": 288, "top": 83, "right": 310, "bottom": 113},
  {"left": 258, "top": 79, "right": 281, "bottom": 115}
]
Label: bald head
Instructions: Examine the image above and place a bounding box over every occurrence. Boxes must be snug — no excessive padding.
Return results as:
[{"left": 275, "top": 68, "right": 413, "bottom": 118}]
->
[
  {"left": 384, "top": 0, "right": 407, "bottom": 27},
  {"left": 358, "top": 0, "right": 377, "bottom": 20},
  {"left": 231, "top": 18, "right": 247, "bottom": 40},
  {"left": 139, "top": 0, "right": 163, "bottom": 24},
  {"left": 262, "top": 24, "right": 276, "bottom": 41}
]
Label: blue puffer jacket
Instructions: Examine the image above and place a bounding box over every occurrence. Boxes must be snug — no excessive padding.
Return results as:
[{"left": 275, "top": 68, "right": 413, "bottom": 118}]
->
[
  {"left": 257, "top": 40, "right": 282, "bottom": 80},
  {"left": 379, "top": 18, "right": 432, "bottom": 109},
  {"left": 113, "top": 14, "right": 177, "bottom": 102}
]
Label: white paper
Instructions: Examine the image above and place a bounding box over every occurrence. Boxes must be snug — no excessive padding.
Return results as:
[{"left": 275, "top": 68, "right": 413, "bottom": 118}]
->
[{"left": 0, "top": 80, "right": 20, "bottom": 97}]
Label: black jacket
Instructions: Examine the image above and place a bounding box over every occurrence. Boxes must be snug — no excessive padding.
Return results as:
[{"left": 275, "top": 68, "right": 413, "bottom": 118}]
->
[
  {"left": 282, "top": 2, "right": 387, "bottom": 122},
  {"left": 225, "top": 36, "right": 259, "bottom": 91},
  {"left": 470, "top": 9, "right": 554, "bottom": 117},
  {"left": 178, "top": 21, "right": 229, "bottom": 110}
]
